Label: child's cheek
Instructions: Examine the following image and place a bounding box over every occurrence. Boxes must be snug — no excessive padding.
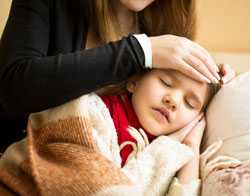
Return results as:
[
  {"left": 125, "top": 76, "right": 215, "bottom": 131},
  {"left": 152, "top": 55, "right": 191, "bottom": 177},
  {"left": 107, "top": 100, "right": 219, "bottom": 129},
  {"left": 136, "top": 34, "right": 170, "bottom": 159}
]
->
[{"left": 176, "top": 110, "right": 196, "bottom": 129}]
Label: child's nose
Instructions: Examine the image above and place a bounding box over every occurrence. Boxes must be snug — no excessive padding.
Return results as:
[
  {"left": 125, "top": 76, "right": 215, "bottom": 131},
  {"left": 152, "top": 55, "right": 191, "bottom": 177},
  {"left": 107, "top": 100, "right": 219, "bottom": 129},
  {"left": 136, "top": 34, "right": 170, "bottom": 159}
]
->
[
  {"left": 163, "top": 92, "right": 182, "bottom": 111},
  {"left": 163, "top": 96, "right": 177, "bottom": 111}
]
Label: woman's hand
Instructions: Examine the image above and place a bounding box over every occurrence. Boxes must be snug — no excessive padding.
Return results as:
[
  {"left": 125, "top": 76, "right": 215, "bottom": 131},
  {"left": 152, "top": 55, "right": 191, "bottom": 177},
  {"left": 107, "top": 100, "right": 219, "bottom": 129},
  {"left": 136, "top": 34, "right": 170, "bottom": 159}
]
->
[
  {"left": 150, "top": 35, "right": 220, "bottom": 84},
  {"left": 218, "top": 63, "right": 236, "bottom": 84}
]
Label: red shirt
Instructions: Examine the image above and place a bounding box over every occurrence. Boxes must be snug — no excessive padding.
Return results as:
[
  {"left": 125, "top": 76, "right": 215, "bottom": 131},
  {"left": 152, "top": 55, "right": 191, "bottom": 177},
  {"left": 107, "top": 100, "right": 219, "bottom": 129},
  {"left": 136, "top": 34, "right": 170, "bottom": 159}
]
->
[{"left": 100, "top": 94, "right": 156, "bottom": 166}]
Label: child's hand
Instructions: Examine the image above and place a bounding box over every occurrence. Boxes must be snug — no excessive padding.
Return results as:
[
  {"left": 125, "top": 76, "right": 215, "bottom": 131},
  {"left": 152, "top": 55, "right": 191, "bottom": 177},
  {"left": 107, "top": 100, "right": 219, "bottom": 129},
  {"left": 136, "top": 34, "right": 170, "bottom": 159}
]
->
[
  {"left": 219, "top": 63, "right": 236, "bottom": 84},
  {"left": 172, "top": 114, "right": 205, "bottom": 184},
  {"left": 168, "top": 113, "right": 204, "bottom": 144},
  {"left": 182, "top": 116, "right": 206, "bottom": 151}
]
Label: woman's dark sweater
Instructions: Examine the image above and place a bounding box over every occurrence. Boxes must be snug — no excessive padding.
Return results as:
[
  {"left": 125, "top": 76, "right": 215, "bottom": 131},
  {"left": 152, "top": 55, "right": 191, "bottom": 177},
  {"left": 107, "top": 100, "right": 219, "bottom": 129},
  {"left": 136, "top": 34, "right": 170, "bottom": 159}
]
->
[{"left": 0, "top": 0, "right": 145, "bottom": 151}]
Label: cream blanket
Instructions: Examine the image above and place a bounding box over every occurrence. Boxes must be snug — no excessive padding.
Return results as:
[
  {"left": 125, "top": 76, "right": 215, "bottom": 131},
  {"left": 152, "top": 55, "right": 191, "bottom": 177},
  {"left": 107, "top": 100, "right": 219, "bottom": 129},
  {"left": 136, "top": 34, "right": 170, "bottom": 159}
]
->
[{"left": 0, "top": 93, "right": 200, "bottom": 196}]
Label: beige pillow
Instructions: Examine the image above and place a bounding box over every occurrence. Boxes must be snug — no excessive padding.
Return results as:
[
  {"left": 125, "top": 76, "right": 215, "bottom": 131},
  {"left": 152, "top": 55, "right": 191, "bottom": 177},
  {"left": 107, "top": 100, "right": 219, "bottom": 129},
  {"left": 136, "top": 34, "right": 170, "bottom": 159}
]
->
[
  {"left": 202, "top": 71, "right": 250, "bottom": 161},
  {"left": 201, "top": 71, "right": 250, "bottom": 196}
]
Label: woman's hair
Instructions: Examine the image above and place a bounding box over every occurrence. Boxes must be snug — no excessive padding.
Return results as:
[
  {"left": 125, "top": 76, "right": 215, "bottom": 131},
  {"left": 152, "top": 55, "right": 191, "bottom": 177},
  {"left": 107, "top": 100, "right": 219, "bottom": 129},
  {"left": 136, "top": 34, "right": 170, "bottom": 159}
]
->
[{"left": 83, "top": 0, "right": 196, "bottom": 43}]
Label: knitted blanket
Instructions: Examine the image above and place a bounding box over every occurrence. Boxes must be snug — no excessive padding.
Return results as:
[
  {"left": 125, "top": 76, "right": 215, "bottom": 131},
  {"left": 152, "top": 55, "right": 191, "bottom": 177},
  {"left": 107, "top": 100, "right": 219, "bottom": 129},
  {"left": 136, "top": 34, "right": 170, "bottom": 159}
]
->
[{"left": 0, "top": 93, "right": 200, "bottom": 196}]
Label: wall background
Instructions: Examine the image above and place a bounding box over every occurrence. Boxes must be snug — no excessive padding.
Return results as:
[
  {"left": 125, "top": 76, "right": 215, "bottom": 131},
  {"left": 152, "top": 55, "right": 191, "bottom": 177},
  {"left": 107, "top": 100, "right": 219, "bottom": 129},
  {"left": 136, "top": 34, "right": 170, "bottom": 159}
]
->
[
  {"left": 0, "top": 0, "right": 11, "bottom": 37},
  {"left": 1, "top": 0, "right": 250, "bottom": 53},
  {"left": 196, "top": 0, "right": 250, "bottom": 53}
]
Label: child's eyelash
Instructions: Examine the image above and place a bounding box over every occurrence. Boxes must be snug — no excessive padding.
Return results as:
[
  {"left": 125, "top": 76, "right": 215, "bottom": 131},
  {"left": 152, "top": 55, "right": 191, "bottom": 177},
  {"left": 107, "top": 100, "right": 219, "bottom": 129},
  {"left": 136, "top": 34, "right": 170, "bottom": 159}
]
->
[
  {"left": 185, "top": 99, "right": 195, "bottom": 109},
  {"left": 160, "top": 79, "right": 172, "bottom": 87}
]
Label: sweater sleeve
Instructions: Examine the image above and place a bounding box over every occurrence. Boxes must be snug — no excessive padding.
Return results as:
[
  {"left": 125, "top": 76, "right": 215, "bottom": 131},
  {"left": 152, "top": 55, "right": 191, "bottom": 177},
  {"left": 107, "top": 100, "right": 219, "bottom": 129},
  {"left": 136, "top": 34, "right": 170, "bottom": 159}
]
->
[
  {"left": 0, "top": 0, "right": 144, "bottom": 114},
  {"left": 121, "top": 136, "right": 194, "bottom": 196},
  {"left": 167, "top": 177, "right": 201, "bottom": 196}
]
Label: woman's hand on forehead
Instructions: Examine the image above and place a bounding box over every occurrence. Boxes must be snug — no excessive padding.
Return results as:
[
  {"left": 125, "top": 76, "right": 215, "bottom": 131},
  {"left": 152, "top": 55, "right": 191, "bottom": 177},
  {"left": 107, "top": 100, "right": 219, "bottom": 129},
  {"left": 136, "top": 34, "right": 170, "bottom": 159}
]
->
[{"left": 150, "top": 35, "right": 220, "bottom": 84}]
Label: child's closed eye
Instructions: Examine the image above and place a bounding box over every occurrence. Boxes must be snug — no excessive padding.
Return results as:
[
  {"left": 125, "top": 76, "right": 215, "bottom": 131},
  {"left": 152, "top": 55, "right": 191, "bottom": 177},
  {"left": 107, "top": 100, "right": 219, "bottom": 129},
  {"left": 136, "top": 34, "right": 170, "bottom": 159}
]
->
[
  {"left": 185, "top": 98, "right": 196, "bottom": 109},
  {"left": 160, "top": 78, "right": 172, "bottom": 87}
]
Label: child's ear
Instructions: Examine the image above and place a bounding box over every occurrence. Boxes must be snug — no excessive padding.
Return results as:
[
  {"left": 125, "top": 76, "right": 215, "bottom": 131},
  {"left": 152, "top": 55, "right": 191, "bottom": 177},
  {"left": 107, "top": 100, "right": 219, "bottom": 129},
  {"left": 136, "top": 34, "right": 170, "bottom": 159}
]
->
[{"left": 126, "top": 81, "right": 137, "bottom": 93}]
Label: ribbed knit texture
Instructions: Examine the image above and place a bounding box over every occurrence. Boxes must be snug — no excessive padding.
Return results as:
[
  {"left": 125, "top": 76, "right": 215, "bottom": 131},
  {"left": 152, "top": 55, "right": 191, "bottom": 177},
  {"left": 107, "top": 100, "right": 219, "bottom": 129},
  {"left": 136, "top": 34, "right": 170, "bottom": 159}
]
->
[
  {"left": 0, "top": 94, "right": 132, "bottom": 196},
  {"left": 0, "top": 93, "right": 200, "bottom": 196}
]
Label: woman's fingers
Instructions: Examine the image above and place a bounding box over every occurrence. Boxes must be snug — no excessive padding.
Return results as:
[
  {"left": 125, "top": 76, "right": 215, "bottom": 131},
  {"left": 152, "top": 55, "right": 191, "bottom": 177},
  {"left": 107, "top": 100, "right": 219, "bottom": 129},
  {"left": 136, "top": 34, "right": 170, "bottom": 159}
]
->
[
  {"left": 177, "top": 37, "right": 219, "bottom": 78},
  {"left": 219, "top": 64, "right": 236, "bottom": 84},
  {"left": 177, "top": 59, "right": 211, "bottom": 83},
  {"left": 150, "top": 35, "right": 220, "bottom": 84},
  {"left": 183, "top": 54, "right": 219, "bottom": 83},
  {"left": 190, "top": 41, "right": 220, "bottom": 80}
]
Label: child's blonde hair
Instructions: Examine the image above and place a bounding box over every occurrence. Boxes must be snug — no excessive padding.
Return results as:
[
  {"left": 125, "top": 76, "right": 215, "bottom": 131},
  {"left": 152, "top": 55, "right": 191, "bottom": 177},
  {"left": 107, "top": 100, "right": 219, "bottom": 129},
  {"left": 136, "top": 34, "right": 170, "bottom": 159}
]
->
[
  {"left": 203, "top": 83, "right": 220, "bottom": 111},
  {"left": 95, "top": 70, "right": 148, "bottom": 96}
]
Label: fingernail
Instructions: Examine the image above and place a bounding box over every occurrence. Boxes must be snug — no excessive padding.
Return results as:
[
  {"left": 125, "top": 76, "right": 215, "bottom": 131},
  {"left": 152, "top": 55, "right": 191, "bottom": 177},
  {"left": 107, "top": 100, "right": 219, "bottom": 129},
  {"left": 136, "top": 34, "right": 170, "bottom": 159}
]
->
[
  {"left": 214, "top": 77, "right": 219, "bottom": 83},
  {"left": 215, "top": 65, "right": 220, "bottom": 72},
  {"left": 221, "top": 77, "right": 227, "bottom": 84},
  {"left": 215, "top": 72, "right": 221, "bottom": 80},
  {"left": 209, "top": 61, "right": 219, "bottom": 72},
  {"left": 203, "top": 77, "right": 211, "bottom": 83},
  {"left": 211, "top": 76, "right": 219, "bottom": 84}
]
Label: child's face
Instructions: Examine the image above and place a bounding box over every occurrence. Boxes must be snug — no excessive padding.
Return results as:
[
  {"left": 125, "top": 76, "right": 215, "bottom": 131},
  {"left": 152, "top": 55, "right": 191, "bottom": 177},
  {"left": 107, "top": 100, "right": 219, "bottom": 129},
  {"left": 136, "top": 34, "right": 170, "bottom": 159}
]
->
[{"left": 127, "top": 69, "right": 210, "bottom": 136}]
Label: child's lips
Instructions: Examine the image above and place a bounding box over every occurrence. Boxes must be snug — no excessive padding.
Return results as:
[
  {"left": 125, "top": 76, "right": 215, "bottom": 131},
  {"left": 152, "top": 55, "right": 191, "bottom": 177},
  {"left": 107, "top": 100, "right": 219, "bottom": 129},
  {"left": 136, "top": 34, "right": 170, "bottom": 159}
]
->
[{"left": 153, "top": 107, "right": 170, "bottom": 123}]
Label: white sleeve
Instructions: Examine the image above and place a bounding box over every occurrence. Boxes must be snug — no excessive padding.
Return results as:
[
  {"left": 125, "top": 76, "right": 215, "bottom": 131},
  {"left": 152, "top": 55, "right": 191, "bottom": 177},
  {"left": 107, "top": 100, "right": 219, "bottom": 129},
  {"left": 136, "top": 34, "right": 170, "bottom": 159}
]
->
[
  {"left": 121, "top": 136, "right": 194, "bottom": 196},
  {"left": 133, "top": 34, "right": 152, "bottom": 69}
]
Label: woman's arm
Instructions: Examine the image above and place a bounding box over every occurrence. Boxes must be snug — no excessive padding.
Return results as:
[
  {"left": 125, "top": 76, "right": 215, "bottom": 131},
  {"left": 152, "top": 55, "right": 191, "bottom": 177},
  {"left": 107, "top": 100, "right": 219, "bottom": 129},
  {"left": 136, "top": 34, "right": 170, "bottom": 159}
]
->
[{"left": 0, "top": 0, "right": 144, "bottom": 114}]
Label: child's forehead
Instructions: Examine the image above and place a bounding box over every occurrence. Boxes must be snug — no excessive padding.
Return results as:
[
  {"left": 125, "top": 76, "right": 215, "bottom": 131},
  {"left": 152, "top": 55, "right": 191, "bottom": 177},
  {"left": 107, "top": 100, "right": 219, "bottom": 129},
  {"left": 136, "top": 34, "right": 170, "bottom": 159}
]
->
[
  {"left": 160, "top": 69, "right": 210, "bottom": 100},
  {"left": 160, "top": 69, "right": 188, "bottom": 81},
  {"left": 160, "top": 69, "right": 206, "bottom": 86}
]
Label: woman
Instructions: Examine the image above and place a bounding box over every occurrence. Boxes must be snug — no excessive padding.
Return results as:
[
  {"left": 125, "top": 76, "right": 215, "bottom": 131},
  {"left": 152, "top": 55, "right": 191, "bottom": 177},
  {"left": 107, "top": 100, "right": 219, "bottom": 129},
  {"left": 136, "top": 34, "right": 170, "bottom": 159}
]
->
[{"left": 0, "top": 0, "right": 220, "bottom": 152}]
